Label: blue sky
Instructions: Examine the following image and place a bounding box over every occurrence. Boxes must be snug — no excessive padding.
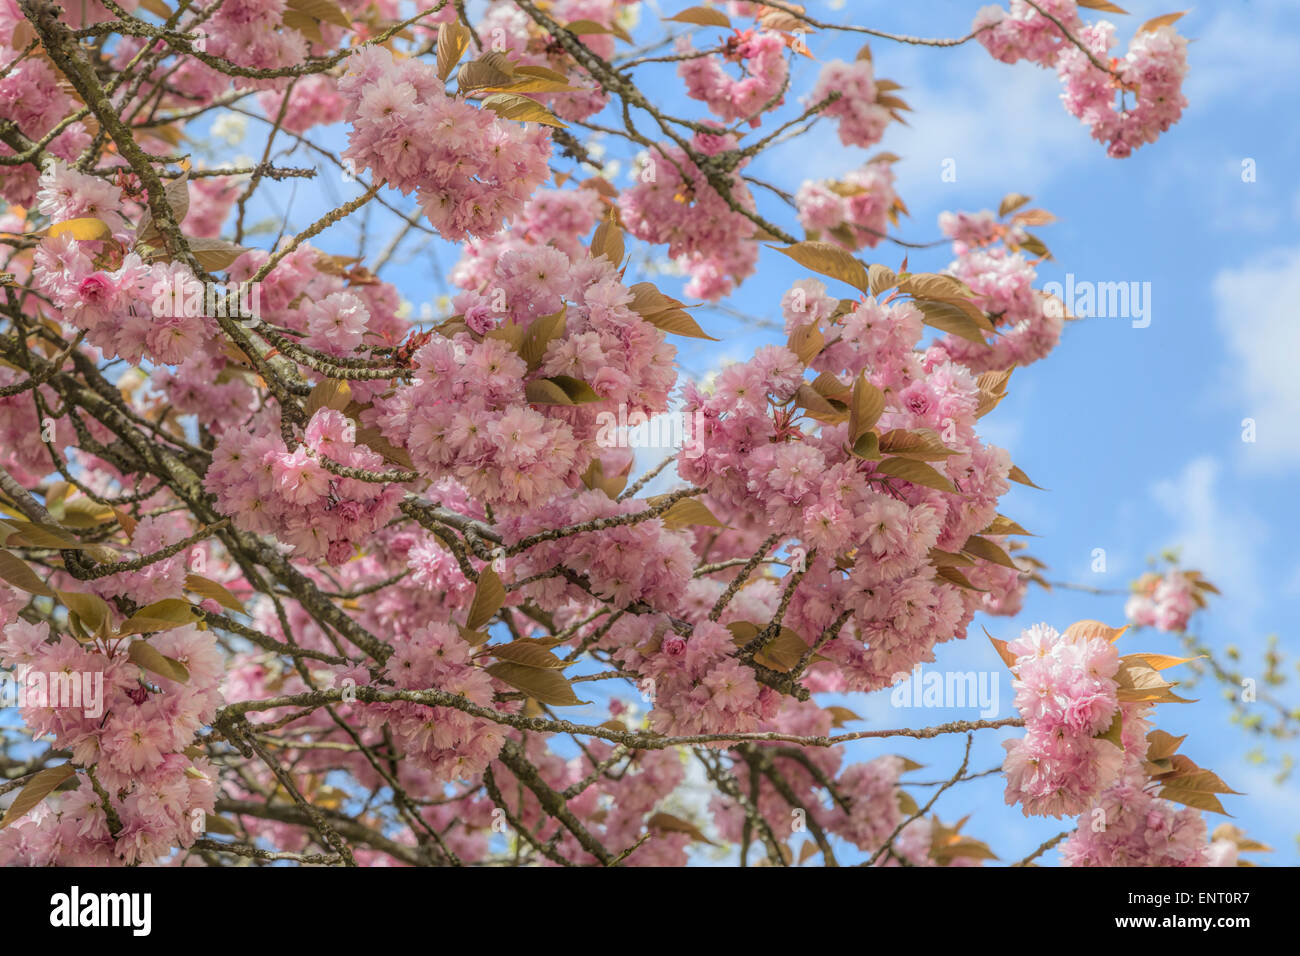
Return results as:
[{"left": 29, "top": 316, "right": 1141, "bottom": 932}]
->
[{"left": 204, "top": 0, "right": 1300, "bottom": 863}]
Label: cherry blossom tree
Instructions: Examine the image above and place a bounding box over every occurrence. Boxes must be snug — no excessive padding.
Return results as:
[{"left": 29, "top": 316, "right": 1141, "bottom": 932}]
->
[{"left": 0, "top": 0, "right": 1273, "bottom": 868}]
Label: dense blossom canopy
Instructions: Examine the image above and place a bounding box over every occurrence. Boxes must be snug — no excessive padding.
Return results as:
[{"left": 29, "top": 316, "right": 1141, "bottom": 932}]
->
[{"left": 0, "top": 0, "right": 1256, "bottom": 869}]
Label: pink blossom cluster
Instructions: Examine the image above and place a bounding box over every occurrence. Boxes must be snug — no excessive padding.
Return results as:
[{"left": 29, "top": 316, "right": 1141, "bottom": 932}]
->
[
  {"left": 678, "top": 29, "right": 789, "bottom": 127},
  {"left": 450, "top": 186, "right": 605, "bottom": 292},
  {"left": 338, "top": 45, "right": 552, "bottom": 240},
  {"left": 966, "top": 541, "right": 1031, "bottom": 617},
  {"left": 1000, "top": 623, "right": 1125, "bottom": 817},
  {"left": 499, "top": 489, "right": 696, "bottom": 611},
  {"left": 0, "top": 0, "right": 1221, "bottom": 868},
  {"left": 0, "top": 0, "right": 92, "bottom": 205},
  {"left": 205, "top": 0, "right": 311, "bottom": 76},
  {"left": 0, "top": 620, "right": 223, "bottom": 865},
  {"left": 88, "top": 514, "right": 190, "bottom": 607},
  {"left": 105, "top": 35, "right": 230, "bottom": 113},
  {"left": 204, "top": 408, "right": 406, "bottom": 564},
  {"left": 357, "top": 622, "right": 507, "bottom": 783},
  {"left": 148, "top": 242, "right": 410, "bottom": 433},
  {"left": 1058, "top": 706, "right": 1208, "bottom": 866},
  {"left": 1059, "top": 768, "right": 1208, "bottom": 865},
  {"left": 627, "top": 619, "right": 777, "bottom": 737},
  {"left": 185, "top": 175, "right": 242, "bottom": 238},
  {"left": 932, "top": 240, "right": 1063, "bottom": 373},
  {"left": 487, "top": 730, "right": 692, "bottom": 866},
  {"left": 1125, "top": 570, "right": 1197, "bottom": 632},
  {"left": 374, "top": 246, "right": 676, "bottom": 513},
  {"left": 0, "top": 364, "right": 73, "bottom": 484},
  {"left": 34, "top": 237, "right": 219, "bottom": 368},
  {"left": 795, "top": 160, "right": 900, "bottom": 251},
  {"left": 28, "top": 161, "right": 241, "bottom": 367},
  {"left": 974, "top": 0, "right": 1083, "bottom": 66},
  {"left": 705, "top": 711, "right": 957, "bottom": 864},
  {"left": 807, "top": 58, "right": 894, "bottom": 150},
  {"left": 256, "top": 74, "right": 347, "bottom": 135},
  {"left": 675, "top": 278, "right": 1023, "bottom": 694},
  {"left": 619, "top": 133, "right": 759, "bottom": 300},
  {"left": 937, "top": 210, "right": 1017, "bottom": 255},
  {"left": 1056, "top": 23, "right": 1189, "bottom": 158},
  {"left": 974, "top": 3, "right": 1189, "bottom": 157}
]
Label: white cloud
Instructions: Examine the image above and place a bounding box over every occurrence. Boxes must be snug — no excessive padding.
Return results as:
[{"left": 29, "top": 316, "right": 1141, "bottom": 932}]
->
[
  {"left": 1150, "top": 456, "right": 1266, "bottom": 615},
  {"left": 884, "top": 58, "right": 1083, "bottom": 195},
  {"left": 760, "top": 43, "right": 1082, "bottom": 197},
  {"left": 1183, "top": 0, "right": 1300, "bottom": 104},
  {"left": 1210, "top": 245, "right": 1300, "bottom": 469}
]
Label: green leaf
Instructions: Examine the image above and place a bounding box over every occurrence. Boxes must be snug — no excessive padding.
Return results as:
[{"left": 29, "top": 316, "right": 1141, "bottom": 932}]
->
[
  {"left": 458, "top": 52, "right": 518, "bottom": 92},
  {"left": 436, "top": 19, "right": 471, "bottom": 81},
  {"left": 1095, "top": 710, "right": 1124, "bottom": 749},
  {"left": 185, "top": 573, "right": 244, "bottom": 612},
  {"left": 847, "top": 372, "right": 885, "bottom": 442},
  {"left": 305, "top": 379, "right": 352, "bottom": 418},
  {"left": 1157, "top": 756, "right": 1240, "bottom": 815},
  {"left": 47, "top": 218, "right": 112, "bottom": 242},
  {"left": 914, "top": 298, "right": 988, "bottom": 345},
  {"left": 589, "top": 211, "right": 623, "bottom": 265},
  {"left": 657, "top": 498, "right": 723, "bottom": 531},
  {"left": 524, "top": 378, "right": 573, "bottom": 405},
  {"left": 1078, "top": 0, "right": 1129, "bottom": 13},
  {"left": 646, "top": 810, "right": 717, "bottom": 845},
  {"left": 961, "top": 535, "right": 1019, "bottom": 571},
  {"left": 204, "top": 814, "right": 240, "bottom": 835},
  {"left": 663, "top": 6, "right": 731, "bottom": 28},
  {"left": 868, "top": 263, "right": 897, "bottom": 296},
  {"left": 851, "top": 431, "right": 881, "bottom": 461},
  {"left": 787, "top": 322, "right": 824, "bottom": 366},
  {"left": 0, "top": 550, "right": 55, "bottom": 596},
  {"left": 490, "top": 642, "right": 570, "bottom": 669},
  {"left": 986, "top": 628, "right": 1018, "bottom": 669},
  {"left": 2, "top": 519, "right": 83, "bottom": 550},
  {"left": 549, "top": 375, "right": 600, "bottom": 404},
  {"left": 186, "top": 236, "right": 251, "bottom": 272},
  {"left": 118, "top": 598, "right": 203, "bottom": 636},
  {"left": 520, "top": 305, "right": 567, "bottom": 369},
  {"left": 878, "top": 427, "right": 957, "bottom": 461},
  {"left": 486, "top": 661, "right": 588, "bottom": 706},
  {"left": 874, "top": 457, "right": 956, "bottom": 494},
  {"left": 54, "top": 589, "right": 112, "bottom": 634},
  {"left": 285, "top": 0, "right": 350, "bottom": 28},
  {"left": 524, "top": 376, "right": 600, "bottom": 405},
  {"left": 481, "top": 93, "right": 567, "bottom": 129},
  {"left": 1114, "top": 656, "right": 1194, "bottom": 704},
  {"left": 467, "top": 564, "right": 506, "bottom": 631},
  {"left": 771, "top": 241, "right": 870, "bottom": 295},
  {"left": 998, "top": 193, "right": 1032, "bottom": 218},
  {"left": 980, "top": 514, "right": 1032, "bottom": 537},
  {"left": 1138, "top": 11, "right": 1186, "bottom": 34},
  {"left": 0, "top": 764, "right": 75, "bottom": 829},
  {"left": 936, "top": 565, "right": 984, "bottom": 591},
  {"left": 127, "top": 639, "right": 190, "bottom": 683},
  {"left": 627, "top": 283, "right": 718, "bottom": 340},
  {"left": 564, "top": 18, "right": 633, "bottom": 42},
  {"left": 794, "top": 383, "right": 841, "bottom": 421},
  {"left": 1007, "top": 464, "right": 1045, "bottom": 490}
]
